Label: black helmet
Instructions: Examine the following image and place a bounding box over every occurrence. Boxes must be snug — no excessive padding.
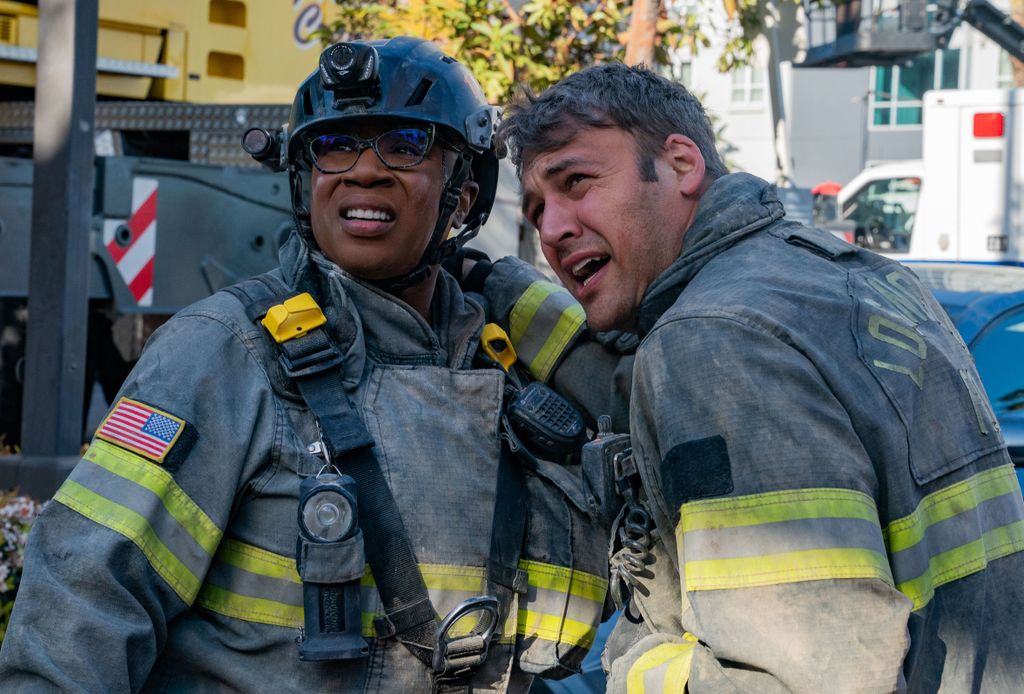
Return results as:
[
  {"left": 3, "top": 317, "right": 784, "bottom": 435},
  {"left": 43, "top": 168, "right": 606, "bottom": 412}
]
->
[{"left": 246, "top": 37, "right": 499, "bottom": 290}]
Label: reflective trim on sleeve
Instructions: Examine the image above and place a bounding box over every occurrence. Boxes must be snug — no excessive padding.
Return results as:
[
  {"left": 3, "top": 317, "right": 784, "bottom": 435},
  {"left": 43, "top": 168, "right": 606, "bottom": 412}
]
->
[
  {"left": 53, "top": 440, "right": 222, "bottom": 604},
  {"left": 81, "top": 440, "right": 221, "bottom": 552},
  {"left": 626, "top": 634, "right": 698, "bottom": 694},
  {"left": 885, "top": 465, "right": 1024, "bottom": 610},
  {"left": 679, "top": 488, "right": 893, "bottom": 592},
  {"left": 508, "top": 281, "right": 586, "bottom": 382},
  {"left": 516, "top": 559, "right": 607, "bottom": 649}
]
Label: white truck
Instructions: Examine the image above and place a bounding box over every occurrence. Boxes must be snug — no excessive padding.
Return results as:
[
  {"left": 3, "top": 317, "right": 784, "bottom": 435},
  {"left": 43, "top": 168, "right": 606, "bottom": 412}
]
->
[{"left": 836, "top": 88, "right": 1022, "bottom": 266}]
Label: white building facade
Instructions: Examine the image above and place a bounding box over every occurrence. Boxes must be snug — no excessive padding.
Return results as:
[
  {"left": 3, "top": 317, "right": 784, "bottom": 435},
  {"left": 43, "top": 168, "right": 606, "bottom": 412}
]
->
[{"left": 665, "top": 0, "right": 1018, "bottom": 188}]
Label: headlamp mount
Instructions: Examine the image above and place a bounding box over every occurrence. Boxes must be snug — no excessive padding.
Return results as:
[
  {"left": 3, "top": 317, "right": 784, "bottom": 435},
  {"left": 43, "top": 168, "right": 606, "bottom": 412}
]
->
[{"left": 319, "top": 43, "right": 380, "bottom": 108}]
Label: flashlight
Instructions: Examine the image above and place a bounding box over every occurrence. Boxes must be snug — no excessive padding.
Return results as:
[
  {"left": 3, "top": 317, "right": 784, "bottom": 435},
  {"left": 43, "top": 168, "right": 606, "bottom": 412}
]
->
[{"left": 296, "top": 471, "right": 369, "bottom": 661}]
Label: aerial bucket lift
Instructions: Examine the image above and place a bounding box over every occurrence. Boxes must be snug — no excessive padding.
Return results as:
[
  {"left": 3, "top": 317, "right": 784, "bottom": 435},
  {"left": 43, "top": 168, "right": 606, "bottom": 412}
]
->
[{"left": 798, "top": 0, "right": 1024, "bottom": 66}]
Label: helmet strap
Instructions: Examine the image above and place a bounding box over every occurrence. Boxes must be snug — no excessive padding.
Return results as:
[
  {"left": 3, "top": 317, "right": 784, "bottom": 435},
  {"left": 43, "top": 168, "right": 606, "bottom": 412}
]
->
[{"left": 289, "top": 167, "right": 320, "bottom": 249}]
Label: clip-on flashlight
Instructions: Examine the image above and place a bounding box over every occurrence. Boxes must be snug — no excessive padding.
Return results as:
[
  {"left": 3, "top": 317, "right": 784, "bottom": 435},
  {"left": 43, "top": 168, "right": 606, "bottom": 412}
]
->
[{"left": 296, "top": 469, "right": 369, "bottom": 661}]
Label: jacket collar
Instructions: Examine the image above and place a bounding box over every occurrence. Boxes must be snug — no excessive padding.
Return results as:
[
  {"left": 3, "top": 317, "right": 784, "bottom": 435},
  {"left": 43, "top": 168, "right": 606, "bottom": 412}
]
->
[
  {"left": 277, "top": 229, "right": 484, "bottom": 372},
  {"left": 636, "top": 173, "right": 785, "bottom": 335}
]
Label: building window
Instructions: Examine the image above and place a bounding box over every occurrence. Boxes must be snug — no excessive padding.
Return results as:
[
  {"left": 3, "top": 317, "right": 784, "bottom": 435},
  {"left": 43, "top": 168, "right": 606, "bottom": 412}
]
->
[
  {"left": 998, "top": 51, "right": 1015, "bottom": 89},
  {"left": 870, "top": 49, "right": 959, "bottom": 128},
  {"left": 674, "top": 59, "right": 693, "bottom": 86},
  {"left": 731, "top": 64, "right": 766, "bottom": 106}
]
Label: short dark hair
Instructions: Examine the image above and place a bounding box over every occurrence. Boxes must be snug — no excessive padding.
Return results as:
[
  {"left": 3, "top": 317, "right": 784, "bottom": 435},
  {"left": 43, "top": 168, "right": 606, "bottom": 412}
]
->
[{"left": 497, "top": 62, "right": 728, "bottom": 182}]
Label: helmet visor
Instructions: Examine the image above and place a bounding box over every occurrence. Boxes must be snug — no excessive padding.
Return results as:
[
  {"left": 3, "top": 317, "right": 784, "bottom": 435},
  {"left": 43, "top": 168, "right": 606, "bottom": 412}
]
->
[{"left": 306, "top": 125, "right": 435, "bottom": 174}]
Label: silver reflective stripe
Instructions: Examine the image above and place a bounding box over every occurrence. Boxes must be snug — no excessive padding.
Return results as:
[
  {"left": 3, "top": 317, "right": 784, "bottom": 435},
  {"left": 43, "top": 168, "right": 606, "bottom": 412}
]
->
[
  {"left": 69, "top": 458, "right": 212, "bottom": 583},
  {"left": 205, "top": 553, "right": 303, "bottom": 608},
  {"left": 684, "top": 516, "right": 886, "bottom": 561},
  {"left": 508, "top": 281, "right": 586, "bottom": 382},
  {"left": 883, "top": 465, "right": 1024, "bottom": 609},
  {"left": 54, "top": 440, "right": 221, "bottom": 603},
  {"left": 890, "top": 491, "right": 1023, "bottom": 585},
  {"left": 679, "top": 488, "right": 893, "bottom": 591},
  {"left": 197, "top": 539, "right": 304, "bottom": 628},
  {"left": 518, "top": 560, "right": 606, "bottom": 649},
  {"left": 361, "top": 564, "right": 517, "bottom": 641},
  {"left": 626, "top": 636, "right": 698, "bottom": 693}
]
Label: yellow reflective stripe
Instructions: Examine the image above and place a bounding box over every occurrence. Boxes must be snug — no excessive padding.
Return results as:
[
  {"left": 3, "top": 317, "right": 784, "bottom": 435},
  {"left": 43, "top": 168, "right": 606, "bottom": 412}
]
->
[
  {"left": 360, "top": 611, "right": 378, "bottom": 637},
  {"left": 626, "top": 635, "right": 698, "bottom": 694},
  {"left": 509, "top": 281, "right": 557, "bottom": 345},
  {"left": 198, "top": 583, "right": 304, "bottom": 629},
  {"left": 896, "top": 519, "right": 1024, "bottom": 610},
  {"left": 217, "top": 538, "right": 301, "bottom": 585},
  {"left": 528, "top": 303, "right": 585, "bottom": 383},
  {"left": 517, "top": 560, "right": 606, "bottom": 649},
  {"left": 684, "top": 546, "right": 893, "bottom": 591},
  {"left": 84, "top": 440, "right": 221, "bottom": 554},
  {"left": 884, "top": 466, "right": 1019, "bottom": 553},
  {"left": 359, "top": 564, "right": 516, "bottom": 642},
  {"left": 55, "top": 479, "right": 202, "bottom": 603},
  {"left": 681, "top": 487, "right": 878, "bottom": 533},
  {"left": 680, "top": 487, "right": 891, "bottom": 591},
  {"left": 360, "top": 563, "right": 485, "bottom": 592},
  {"left": 519, "top": 559, "right": 609, "bottom": 603},
  {"left": 508, "top": 281, "right": 585, "bottom": 382},
  {"left": 882, "top": 466, "right": 1024, "bottom": 609},
  {"left": 516, "top": 610, "right": 597, "bottom": 648}
]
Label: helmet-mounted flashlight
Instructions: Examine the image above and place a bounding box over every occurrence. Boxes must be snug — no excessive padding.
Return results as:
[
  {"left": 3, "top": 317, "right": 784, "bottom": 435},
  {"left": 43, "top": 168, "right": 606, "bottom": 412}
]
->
[{"left": 319, "top": 43, "right": 380, "bottom": 102}]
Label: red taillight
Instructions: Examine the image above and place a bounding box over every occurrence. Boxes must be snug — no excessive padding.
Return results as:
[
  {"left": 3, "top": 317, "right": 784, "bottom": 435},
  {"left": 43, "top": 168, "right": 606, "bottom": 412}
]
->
[{"left": 973, "top": 112, "right": 1004, "bottom": 138}]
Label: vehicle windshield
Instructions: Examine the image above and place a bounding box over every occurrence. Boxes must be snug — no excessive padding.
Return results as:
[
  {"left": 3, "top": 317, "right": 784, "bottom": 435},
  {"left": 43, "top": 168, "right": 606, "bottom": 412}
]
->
[
  {"left": 841, "top": 176, "right": 921, "bottom": 253},
  {"left": 972, "top": 307, "right": 1024, "bottom": 416}
]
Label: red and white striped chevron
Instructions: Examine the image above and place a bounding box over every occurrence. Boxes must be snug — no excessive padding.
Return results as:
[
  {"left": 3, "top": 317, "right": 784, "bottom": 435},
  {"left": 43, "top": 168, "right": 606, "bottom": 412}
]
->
[{"left": 103, "top": 177, "right": 157, "bottom": 306}]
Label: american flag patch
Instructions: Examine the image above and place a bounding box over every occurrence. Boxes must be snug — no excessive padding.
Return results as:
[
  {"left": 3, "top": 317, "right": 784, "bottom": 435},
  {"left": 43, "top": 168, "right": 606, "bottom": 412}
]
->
[{"left": 96, "top": 397, "right": 185, "bottom": 463}]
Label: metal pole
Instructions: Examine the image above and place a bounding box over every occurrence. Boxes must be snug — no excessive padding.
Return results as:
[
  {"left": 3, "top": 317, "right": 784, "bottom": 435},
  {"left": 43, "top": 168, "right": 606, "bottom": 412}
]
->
[{"left": 20, "top": 0, "right": 98, "bottom": 458}]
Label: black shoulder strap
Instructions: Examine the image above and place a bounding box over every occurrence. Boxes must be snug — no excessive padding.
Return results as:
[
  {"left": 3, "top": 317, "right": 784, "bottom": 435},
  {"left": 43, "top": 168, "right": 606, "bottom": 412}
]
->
[
  {"left": 226, "top": 274, "right": 436, "bottom": 662},
  {"left": 229, "top": 274, "right": 528, "bottom": 684}
]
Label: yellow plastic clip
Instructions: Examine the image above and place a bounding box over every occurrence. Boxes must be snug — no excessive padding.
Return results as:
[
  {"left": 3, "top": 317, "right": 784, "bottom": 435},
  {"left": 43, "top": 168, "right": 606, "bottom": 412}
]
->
[
  {"left": 261, "top": 293, "right": 327, "bottom": 343},
  {"left": 481, "top": 323, "right": 517, "bottom": 373}
]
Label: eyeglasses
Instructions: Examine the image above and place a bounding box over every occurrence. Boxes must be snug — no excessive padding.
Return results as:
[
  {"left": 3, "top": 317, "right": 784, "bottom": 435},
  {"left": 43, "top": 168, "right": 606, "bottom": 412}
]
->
[{"left": 306, "top": 125, "right": 436, "bottom": 174}]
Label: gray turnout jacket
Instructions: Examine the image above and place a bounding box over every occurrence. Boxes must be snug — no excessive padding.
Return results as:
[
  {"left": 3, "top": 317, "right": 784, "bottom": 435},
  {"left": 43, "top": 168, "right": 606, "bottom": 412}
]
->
[
  {"left": 0, "top": 232, "right": 609, "bottom": 692},
  {"left": 603, "top": 173, "right": 1024, "bottom": 692}
]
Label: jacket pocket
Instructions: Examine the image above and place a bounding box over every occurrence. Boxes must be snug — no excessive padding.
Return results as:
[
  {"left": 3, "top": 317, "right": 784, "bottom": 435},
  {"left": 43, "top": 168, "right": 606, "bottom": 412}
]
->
[{"left": 515, "top": 465, "right": 609, "bottom": 678}]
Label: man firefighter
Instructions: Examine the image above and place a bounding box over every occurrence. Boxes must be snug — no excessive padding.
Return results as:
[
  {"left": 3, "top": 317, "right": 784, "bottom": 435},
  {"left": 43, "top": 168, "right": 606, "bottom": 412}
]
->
[
  {"left": 0, "top": 37, "right": 613, "bottom": 692},
  {"left": 481, "top": 62, "right": 1024, "bottom": 692}
]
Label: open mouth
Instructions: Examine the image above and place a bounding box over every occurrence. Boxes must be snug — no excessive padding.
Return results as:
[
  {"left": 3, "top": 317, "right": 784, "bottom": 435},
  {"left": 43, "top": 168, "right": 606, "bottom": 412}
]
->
[
  {"left": 343, "top": 207, "right": 395, "bottom": 222},
  {"left": 570, "top": 256, "right": 610, "bottom": 287}
]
